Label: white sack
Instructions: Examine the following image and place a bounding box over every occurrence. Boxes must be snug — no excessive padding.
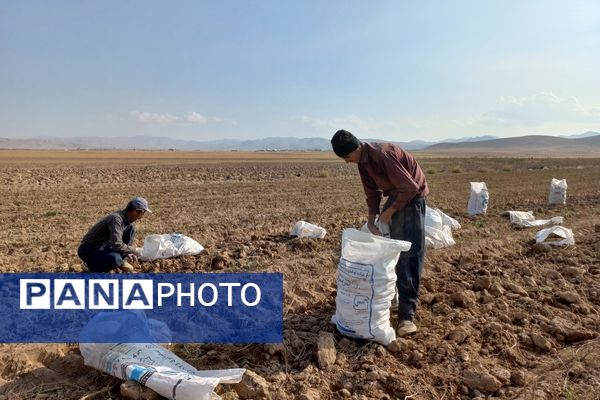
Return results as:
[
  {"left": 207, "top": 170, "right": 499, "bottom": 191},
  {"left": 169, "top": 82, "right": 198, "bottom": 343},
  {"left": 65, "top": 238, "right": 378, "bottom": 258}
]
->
[
  {"left": 361, "top": 208, "right": 459, "bottom": 249},
  {"left": 425, "top": 206, "right": 443, "bottom": 230},
  {"left": 467, "top": 182, "right": 489, "bottom": 216},
  {"left": 535, "top": 225, "right": 575, "bottom": 246},
  {"left": 507, "top": 211, "right": 564, "bottom": 228},
  {"left": 424, "top": 207, "right": 460, "bottom": 249},
  {"left": 290, "top": 221, "right": 327, "bottom": 238},
  {"left": 425, "top": 224, "right": 455, "bottom": 249},
  {"left": 80, "top": 342, "right": 245, "bottom": 400},
  {"left": 436, "top": 208, "right": 462, "bottom": 230},
  {"left": 332, "top": 229, "right": 411, "bottom": 346},
  {"left": 548, "top": 178, "right": 567, "bottom": 206},
  {"left": 141, "top": 233, "right": 204, "bottom": 261}
]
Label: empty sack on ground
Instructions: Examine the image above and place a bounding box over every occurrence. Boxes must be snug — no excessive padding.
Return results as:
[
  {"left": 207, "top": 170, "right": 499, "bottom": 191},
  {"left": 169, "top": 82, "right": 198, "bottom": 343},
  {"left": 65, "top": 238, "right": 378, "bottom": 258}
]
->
[
  {"left": 506, "top": 210, "right": 563, "bottom": 228},
  {"left": 535, "top": 225, "right": 575, "bottom": 246},
  {"left": 290, "top": 221, "right": 327, "bottom": 238},
  {"left": 81, "top": 342, "right": 245, "bottom": 400},
  {"left": 140, "top": 233, "right": 204, "bottom": 261}
]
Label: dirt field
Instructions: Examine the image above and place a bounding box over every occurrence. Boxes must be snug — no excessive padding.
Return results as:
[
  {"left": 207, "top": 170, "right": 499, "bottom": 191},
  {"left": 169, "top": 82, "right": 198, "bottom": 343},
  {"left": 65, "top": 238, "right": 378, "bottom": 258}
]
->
[{"left": 0, "top": 150, "right": 599, "bottom": 400}]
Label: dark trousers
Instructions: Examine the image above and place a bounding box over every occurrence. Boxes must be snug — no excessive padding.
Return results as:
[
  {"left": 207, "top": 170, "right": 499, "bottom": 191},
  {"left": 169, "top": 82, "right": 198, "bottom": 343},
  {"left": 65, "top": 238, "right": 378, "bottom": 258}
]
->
[
  {"left": 78, "top": 225, "right": 136, "bottom": 272},
  {"left": 383, "top": 196, "right": 426, "bottom": 321}
]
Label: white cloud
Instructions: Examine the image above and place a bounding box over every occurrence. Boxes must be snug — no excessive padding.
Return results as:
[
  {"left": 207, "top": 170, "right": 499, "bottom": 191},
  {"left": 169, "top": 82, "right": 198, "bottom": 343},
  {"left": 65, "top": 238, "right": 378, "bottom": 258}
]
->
[
  {"left": 481, "top": 93, "right": 600, "bottom": 127},
  {"left": 131, "top": 111, "right": 179, "bottom": 125},
  {"left": 130, "top": 111, "right": 209, "bottom": 125},
  {"left": 184, "top": 112, "right": 206, "bottom": 123}
]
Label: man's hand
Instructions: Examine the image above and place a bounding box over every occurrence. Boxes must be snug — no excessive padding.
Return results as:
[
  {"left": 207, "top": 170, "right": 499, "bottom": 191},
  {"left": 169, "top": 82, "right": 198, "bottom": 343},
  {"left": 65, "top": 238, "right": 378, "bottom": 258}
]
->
[
  {"left": 378, "top": 207, "right": 396, "bottom": 225},
  {"left": 367, "top": 222, "right": 381, "bottom": 236},
  {"left": 127, "top": 247, "right": 143, "bottom": 262}
]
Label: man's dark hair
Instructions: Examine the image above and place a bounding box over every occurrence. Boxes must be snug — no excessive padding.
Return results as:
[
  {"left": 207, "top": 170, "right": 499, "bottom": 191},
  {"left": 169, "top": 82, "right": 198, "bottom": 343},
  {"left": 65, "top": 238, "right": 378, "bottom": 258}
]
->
[
  {"left": 125, "top": 202, "right": 136, "bottom": 212},
  {"left": 331, "top": 129, "right": 361, "bottom": 158}
]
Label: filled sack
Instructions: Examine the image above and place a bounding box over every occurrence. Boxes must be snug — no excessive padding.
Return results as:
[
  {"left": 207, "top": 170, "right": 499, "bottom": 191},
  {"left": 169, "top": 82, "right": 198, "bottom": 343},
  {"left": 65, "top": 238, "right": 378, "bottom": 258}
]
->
[
  {"left": 467, "top": 182, "right": 489, "bottom": 216},
  {"left": 548, "top": 178, "right": 567, "bottom": 206},
  {"left": 332, "top": 229, "right": 411, "bottom": 346}
]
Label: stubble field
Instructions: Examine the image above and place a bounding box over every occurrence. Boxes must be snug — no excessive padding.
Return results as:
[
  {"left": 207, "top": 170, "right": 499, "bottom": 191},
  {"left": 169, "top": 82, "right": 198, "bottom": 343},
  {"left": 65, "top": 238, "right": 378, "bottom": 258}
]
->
[{"left": 0, "top": 150, "right": 599, "bottom": 400}]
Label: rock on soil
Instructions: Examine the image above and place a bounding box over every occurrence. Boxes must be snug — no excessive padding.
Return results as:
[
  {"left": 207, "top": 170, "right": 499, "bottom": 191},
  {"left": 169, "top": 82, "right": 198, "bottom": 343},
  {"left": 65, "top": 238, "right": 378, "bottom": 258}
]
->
[
  {"left": 296, "top": 388, "right": 320, "bottom": 400},
  {"left": 233, "top": 370, "right": 271, "bottom": 399},
  {"left": 317, "top": 331, "right": 336, "bottom": 369},
  {"left": 555, "top": 291, "right": 581, "bottom": 304},
  {"left": 532, "top": 243, "right": 552, "bottom": 253},
  {"left": 546, "top": 317, "right": 597, "bottom": 342},
  {"left": 473, "top": 276, "right": 492, "bottom": 291},
  {"left": 531, "top": 332, "right": 554, "bottom": 352},
  {"left": 120, "top": 380, "right": 159, "bottom": 400},
  {"left": 450, "top": 290, "right": 477, "bottom": 308},
  {"left": 462, "top": 369, "right": 501, "bottom": 394}
]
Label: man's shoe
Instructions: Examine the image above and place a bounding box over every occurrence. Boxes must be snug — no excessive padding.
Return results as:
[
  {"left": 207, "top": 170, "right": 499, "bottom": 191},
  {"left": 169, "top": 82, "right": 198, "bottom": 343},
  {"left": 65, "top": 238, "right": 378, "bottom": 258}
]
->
[
  {"left": 118, "top": 261, "right": 135, "bottom": 273},
  {"left": 81, "top": 262, "right": 90, "bottom": 273},
  {"left": 397, "top": 320, "right": 417, "bottom": 337}
]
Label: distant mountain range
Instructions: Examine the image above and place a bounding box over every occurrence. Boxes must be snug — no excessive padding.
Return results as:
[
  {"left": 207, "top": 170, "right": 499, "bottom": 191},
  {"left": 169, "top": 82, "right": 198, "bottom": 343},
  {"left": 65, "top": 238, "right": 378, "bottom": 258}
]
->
[
  {"left": 425, "top": 133, "right": 600, "bottom": 153},
  {"left": 559, "top": 131, "right": 600, "bottom": 139},
  {"left": 0, "top": 132, "right": 599, "bottom": 153},
  {"left": 0, "top": 135, "right": 455, "bottom": 151}
]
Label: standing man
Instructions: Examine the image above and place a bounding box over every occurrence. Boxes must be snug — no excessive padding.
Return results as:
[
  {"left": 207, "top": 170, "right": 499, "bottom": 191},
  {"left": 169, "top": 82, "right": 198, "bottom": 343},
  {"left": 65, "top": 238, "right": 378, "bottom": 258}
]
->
[
  {"left": 78, "top": 197, "right": 151, "bottom": 272},
  {"left": 331, "top": 130, "right": 428, "bottom": 337}
]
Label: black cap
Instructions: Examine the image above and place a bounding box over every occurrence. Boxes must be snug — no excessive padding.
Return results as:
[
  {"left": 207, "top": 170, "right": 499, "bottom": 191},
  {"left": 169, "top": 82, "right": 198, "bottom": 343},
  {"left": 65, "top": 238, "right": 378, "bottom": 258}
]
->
[{"left": 331, "top": 129, "right": 361, "bottom": 158}]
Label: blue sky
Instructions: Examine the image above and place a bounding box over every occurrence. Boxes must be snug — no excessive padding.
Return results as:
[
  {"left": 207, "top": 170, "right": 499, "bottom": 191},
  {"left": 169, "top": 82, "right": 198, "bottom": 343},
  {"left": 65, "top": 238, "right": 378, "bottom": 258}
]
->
[{"left": 1, "top": 1, "right": 599, "bottom": 142}]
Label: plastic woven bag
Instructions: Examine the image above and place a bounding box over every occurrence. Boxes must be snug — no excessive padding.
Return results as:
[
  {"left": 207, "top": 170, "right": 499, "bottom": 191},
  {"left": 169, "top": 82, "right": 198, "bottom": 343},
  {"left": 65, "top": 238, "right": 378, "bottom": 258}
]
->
[
  {"left": 548, "top": 178, "right": 567, "bottom": 206},
  {"left": 535, "top": 225, "right": 574, "bottom": 246},
  {"left": 81, "top": 342, "right": 245, "bottom": 400},
  {"left": 468, "top": 182, "right": 489, "bottom": 216},
  {"left": 140, "top": 233, "right": 204, "bottom": 261},
  {"left": 290, "top": 221, "right": 327, "bottom": 238},
  {"left": 332, "top": 229, "right": 411, "bottom": 346}
]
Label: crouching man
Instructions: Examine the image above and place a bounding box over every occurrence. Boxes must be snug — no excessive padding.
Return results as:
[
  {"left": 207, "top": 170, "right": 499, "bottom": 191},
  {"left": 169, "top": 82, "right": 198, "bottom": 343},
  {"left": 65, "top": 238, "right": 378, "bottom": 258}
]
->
[{"left": 78, "top": 197, "right": 151, "bottom": 272}]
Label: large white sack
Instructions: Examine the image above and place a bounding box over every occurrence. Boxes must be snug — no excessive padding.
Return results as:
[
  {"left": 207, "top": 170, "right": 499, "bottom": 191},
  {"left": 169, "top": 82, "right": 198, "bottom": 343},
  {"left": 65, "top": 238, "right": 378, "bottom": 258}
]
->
[
  {"left": 548, "top": 178, "right": 567, "bottom": 206},
  {"left": 507, "top": 211, "right": 564, "bottom": 228},
  {"left": 141, "top": 233, "right": 204, "bottom": 261},
  {"left": 80, "top": 342, "right": 245, "bottom": 400},
  {"left": 424, "top": 207, "right": 460, "bottom": 249},
  {"left": 535, "top": 225, "right": 575, "bottom": 246},
  {"left": 467, "top": 182, "right": 489, "bottom": 216},
  {"left": 425, "top": 224, "right": 455, "bottom": 249},
  {"left": 436, "top": 208, "right": 461, "bottom": 230},
  {"left": 361, "top": 208, "right": 459, "bottom": 249},
  {"left": 425, "top": 206, "right": 444, "bottom": 230},
  {"left": 332, "top": 229, "right": 411, "bottom": 346},
  {"left": 290, "top": 220, "right": 327, "bottom": 238}
]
